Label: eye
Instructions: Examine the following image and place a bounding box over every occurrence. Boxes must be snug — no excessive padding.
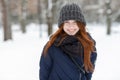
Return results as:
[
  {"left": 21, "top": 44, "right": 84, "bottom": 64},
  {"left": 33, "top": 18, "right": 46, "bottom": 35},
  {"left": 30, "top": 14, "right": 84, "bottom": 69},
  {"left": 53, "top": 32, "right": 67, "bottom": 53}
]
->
[
  {"left": 73, "top": 22, "right": 77, "bottom": 25},
  {"left": 64, "top": 22, "right": 69, "bottom": 26}
]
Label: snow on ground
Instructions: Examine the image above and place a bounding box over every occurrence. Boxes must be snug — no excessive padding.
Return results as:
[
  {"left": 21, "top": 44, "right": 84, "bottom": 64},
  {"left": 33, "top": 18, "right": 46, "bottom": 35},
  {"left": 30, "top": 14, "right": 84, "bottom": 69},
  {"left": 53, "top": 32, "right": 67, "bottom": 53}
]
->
[
  {"left": 0, "top": 23, "right": 120, "bottom": 80},
  {"left": 0, "top": 23, "right": 48, "bottom": 80},
  {"left": 88, "top": 23, "right": 120, "bottom": 80}
]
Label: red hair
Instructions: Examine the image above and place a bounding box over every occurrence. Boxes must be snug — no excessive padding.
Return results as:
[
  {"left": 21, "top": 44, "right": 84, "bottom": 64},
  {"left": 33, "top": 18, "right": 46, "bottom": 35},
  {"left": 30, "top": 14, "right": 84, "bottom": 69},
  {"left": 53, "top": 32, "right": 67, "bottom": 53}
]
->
[{"left": 43, "top": 22, "right": 94, "bottom": 72}]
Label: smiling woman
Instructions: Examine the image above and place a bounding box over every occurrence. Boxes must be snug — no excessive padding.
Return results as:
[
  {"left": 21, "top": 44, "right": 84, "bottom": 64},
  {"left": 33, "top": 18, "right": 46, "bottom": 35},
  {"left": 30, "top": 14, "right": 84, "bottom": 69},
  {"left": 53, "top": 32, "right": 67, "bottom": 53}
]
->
[
  {"left": 63, "top": 20, "right": 79, "bottom": 35},
  {"left": 39, "top": 3, "right": 97, "bottom": 80}
]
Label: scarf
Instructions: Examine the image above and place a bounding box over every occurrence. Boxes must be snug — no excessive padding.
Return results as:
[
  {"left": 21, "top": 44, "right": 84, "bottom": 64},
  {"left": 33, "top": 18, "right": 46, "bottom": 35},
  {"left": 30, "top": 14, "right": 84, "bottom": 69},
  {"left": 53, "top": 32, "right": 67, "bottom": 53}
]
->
[{"left": 54, "top": 35, "right": 83, "bottom": 57}]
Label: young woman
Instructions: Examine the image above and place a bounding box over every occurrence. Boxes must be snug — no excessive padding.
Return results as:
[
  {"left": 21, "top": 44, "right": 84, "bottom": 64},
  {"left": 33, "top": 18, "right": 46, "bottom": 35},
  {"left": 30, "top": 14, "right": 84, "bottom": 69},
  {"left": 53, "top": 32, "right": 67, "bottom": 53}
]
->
[{"left": 39, "top": 3, "right": 97, "bottom": 80}]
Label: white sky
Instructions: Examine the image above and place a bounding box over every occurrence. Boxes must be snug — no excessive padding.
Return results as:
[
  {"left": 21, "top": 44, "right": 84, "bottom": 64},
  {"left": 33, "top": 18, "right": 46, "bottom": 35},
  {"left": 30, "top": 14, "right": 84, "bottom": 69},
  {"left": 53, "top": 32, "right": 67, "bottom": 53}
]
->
[{"left": 0, "top": 23, "right": 120, "bottom": 80}]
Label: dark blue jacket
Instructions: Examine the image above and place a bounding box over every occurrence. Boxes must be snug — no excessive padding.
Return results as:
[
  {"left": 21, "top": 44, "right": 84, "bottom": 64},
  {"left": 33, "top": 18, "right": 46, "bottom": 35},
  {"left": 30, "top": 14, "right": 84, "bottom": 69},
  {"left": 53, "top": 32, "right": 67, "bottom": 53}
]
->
[{"left": 39, "top": 43, "right": 97, "bottom": 80}]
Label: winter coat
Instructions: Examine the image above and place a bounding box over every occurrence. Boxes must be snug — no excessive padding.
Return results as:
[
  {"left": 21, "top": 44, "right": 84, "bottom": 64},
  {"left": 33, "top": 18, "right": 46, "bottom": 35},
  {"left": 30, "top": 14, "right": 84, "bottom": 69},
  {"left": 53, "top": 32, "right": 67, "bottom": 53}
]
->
[{"left": 39, "top": 35, "right": 97, "bottom": 80}]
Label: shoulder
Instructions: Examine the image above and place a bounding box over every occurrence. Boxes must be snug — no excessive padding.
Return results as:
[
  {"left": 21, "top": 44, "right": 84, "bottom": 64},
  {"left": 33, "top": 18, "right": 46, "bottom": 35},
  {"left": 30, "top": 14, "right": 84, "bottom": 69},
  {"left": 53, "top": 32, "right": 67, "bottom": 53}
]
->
[
  {"left": 43, "top": 41, "right": 59, "bottom": 54},
  {"left": 87, "top": 32, "right": 93, "bottom": 39},
  {"left": 87, "top": 32, "right": 96, "bottom": 45}
]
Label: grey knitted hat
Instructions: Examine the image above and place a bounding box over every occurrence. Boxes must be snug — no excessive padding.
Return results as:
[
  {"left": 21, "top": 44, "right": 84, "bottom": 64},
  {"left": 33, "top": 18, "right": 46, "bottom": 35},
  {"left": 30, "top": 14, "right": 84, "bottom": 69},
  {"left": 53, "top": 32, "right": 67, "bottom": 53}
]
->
[{"left": 58, "top": 3, "right": 86, "bottom": 27}]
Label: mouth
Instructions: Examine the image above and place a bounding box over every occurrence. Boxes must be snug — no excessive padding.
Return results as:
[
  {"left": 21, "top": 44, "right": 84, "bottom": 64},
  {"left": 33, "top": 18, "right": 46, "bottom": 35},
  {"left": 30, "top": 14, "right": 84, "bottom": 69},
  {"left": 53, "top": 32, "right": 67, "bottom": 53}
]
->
[{"left": 68, "top": 29, "right": 75, "bottom": 32}]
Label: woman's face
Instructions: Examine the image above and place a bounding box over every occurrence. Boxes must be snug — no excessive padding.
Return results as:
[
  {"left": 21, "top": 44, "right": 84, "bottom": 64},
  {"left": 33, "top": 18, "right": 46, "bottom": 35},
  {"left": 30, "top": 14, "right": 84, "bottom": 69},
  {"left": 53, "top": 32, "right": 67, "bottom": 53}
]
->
[{"left": 63, "top": 20, "right": 79, "bottom": 35}]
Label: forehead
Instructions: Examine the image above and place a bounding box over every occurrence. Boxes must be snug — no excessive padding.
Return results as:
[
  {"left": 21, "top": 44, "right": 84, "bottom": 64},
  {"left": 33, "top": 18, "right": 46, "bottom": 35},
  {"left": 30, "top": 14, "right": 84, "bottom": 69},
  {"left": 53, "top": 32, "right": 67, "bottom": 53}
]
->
[{"left": 64, "top": 20, "right": 76, "bottom": 23}]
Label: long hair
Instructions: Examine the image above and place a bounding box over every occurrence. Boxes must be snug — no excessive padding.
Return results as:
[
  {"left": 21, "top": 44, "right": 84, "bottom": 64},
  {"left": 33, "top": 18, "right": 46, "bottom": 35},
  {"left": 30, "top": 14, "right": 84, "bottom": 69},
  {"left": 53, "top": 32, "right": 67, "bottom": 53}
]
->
[{"left": 43, "top": 21, "right": 94, "bottom": 72}]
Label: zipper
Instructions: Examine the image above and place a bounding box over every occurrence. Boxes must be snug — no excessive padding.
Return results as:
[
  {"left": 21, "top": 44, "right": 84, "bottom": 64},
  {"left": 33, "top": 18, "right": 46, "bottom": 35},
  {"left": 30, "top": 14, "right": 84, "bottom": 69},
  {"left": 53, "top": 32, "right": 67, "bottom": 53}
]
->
[{"left": 79, "top": 73, "right": 81, "bottom": 80}]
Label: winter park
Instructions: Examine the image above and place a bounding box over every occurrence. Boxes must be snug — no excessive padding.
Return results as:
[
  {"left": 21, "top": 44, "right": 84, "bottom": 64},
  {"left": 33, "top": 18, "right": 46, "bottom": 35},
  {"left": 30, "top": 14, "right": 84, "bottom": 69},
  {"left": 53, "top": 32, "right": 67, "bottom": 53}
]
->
[{"left": 0, "top": 0, "right": 120, "bottom": 80}]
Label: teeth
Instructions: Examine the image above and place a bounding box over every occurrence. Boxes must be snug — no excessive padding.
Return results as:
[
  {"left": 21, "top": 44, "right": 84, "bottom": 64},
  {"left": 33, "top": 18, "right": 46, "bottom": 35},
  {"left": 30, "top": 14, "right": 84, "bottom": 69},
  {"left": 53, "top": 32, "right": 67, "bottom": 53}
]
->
[{"left": 70, "top": 29, "right": 74, "bottom": 31}]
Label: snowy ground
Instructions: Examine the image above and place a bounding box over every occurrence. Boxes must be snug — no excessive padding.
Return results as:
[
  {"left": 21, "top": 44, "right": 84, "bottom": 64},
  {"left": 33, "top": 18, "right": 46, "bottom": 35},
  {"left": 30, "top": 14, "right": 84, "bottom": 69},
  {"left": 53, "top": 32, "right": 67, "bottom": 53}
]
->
[{"left": 0, "top": 23, "right": 120, "bottom": 80}]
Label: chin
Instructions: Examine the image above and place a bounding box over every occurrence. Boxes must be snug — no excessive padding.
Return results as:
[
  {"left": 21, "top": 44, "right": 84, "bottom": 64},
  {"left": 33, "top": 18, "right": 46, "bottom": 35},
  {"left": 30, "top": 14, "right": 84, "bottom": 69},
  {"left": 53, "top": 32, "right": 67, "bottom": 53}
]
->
[{"left": 68, "top": 33, "right": 76, "bottom": 36}]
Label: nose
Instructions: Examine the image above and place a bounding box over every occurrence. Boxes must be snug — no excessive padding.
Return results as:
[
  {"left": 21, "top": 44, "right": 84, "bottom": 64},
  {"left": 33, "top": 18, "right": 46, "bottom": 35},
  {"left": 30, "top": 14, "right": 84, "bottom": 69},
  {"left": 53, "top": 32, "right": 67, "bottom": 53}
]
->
[{"left": 68, "top": 24, "right": 75, "bottom": 28}]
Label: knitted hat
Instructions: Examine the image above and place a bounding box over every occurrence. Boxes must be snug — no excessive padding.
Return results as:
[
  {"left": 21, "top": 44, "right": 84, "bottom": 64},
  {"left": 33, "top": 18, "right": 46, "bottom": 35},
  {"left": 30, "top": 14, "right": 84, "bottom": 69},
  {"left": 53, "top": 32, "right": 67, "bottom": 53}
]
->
[{"left": 58, "top": 3, "right": 86, "bottom": 27}]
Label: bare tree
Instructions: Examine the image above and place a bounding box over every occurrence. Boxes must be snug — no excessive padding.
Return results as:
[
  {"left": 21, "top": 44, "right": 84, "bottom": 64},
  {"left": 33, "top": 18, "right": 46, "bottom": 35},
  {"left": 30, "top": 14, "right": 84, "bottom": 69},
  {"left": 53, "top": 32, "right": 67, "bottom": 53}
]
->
[
  {"left": 37, "top": 0, "right": 43, "bottom": 37},
  {"left": 1, "top": 0, "right": 12, "bottom": 41},
  {"left": 46, "top": 0, "right": 53, "bottom": 36},
  {"left": 105, "top": 0, "right": 112, "bottom": 35},
  {"left": 20, "top": 0, "right": 27, "bottom": 33},
  {"left": 51, "top": 0, "right": 58, "bottom": 23},
  {"left": 37, "top": 0, "right": 42, "bottom": 24}
]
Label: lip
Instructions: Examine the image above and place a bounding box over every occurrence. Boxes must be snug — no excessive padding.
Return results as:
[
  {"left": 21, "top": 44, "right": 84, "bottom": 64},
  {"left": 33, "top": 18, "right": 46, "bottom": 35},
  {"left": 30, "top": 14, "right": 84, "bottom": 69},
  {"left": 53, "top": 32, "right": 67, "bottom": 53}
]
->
[{"left": 68, "top": 29, "right": 74, "bottom": 32}]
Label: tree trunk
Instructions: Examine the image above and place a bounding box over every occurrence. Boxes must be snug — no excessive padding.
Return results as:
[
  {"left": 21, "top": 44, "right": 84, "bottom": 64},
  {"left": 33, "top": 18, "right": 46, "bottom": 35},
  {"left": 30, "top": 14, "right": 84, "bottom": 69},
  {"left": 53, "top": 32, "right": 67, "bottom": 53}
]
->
[
  {"left": 37, "top": 0, "right": 42, "bottom": 37},
  {"left": 52, "top": 0, "right": 57, "bottom": 23},
  {"left": 20, "top": 0, "right": 27, "bottom": 33},
  {"left": 46, "top": 0, "right": 53, "bottom": 36},
  {"left": 106, "top": 0, "right": 112, "bottom": 35},
  {"left": 20, "top": 19, "right": 26, "bottom": 33},
  {"left": 47, "top": 16, "right": 52, "bottom": 36},
  {"left": 1, "top": 0, "right": 12, "bottom": 41},
  {"left": 106, "top": 14, "right": 111, "bottom": 35}
]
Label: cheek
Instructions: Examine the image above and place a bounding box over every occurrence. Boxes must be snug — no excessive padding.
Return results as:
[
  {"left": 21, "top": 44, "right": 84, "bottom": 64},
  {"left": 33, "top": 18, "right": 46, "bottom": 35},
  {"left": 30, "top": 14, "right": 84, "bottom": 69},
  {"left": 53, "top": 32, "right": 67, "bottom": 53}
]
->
[
  {"left": 63, "top": 26, "right": 67, "bottom": 32},
  {"left": 76, "top": 28, "right": 80, "bottom": 31}
]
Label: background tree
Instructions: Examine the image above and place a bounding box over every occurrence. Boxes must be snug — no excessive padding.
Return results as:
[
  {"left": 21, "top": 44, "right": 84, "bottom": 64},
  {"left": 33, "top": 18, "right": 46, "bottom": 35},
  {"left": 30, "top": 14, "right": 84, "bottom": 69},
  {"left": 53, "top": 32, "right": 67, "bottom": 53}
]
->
[
  {"left": 0, "top": 0, "right": 120, "bottom": 42},
  {"left": 105, "top": 0, "right": 112, "bottom": 35},
  {"left": 46, "top": 0, "right": 53, "bottom": 36},
  {"left": 37, "top": 0, "right": 42, "bottom": 37},
  {"left": 20, "top": 0, "right": 27, "bottom": 33},
  {"left": 1, "top": 0, "right": 12, "bottom": 41}
]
